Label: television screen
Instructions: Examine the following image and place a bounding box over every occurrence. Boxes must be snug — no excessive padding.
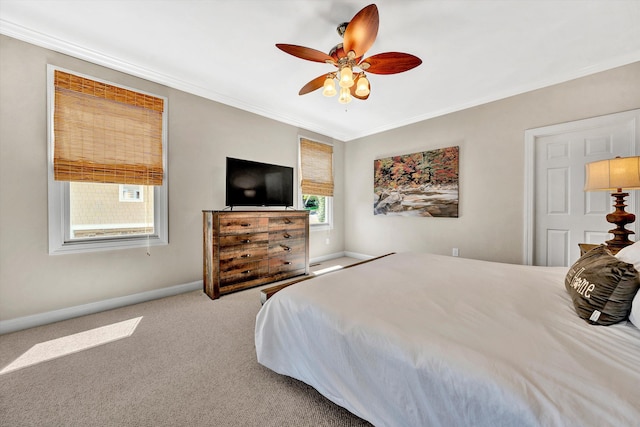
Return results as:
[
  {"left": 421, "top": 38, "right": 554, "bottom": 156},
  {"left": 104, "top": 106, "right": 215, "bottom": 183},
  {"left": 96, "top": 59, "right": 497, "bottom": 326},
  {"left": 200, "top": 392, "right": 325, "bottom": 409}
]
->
[{"left": 225, "top": 157, "right": 294, "bottom": 207}]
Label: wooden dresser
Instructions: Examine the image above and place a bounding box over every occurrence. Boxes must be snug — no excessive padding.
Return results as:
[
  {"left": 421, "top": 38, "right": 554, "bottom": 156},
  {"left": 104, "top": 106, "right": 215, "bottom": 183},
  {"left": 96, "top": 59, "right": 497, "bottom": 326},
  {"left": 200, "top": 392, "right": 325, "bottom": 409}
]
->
[{"left": 202, "top": 210, "right": 309, "bottom": 299}]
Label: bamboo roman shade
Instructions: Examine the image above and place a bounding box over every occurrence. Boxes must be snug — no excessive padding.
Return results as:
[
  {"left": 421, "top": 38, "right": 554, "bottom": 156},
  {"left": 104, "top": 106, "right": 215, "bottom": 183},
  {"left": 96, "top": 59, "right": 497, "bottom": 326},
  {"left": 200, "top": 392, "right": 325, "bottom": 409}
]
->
[
  {"left": 300, "top": 138, "right": 334, "bottom": 197},
  {"left": 53, "top": 70, "right": 165, "bottom": 185}
]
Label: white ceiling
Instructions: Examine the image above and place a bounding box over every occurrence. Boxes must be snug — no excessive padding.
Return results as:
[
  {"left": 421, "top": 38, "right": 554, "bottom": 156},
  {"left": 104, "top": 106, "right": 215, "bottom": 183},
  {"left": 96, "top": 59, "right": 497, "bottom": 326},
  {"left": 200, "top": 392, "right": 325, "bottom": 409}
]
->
[{"left": 1, "top": 1, "right": 639, "bottom": 141}]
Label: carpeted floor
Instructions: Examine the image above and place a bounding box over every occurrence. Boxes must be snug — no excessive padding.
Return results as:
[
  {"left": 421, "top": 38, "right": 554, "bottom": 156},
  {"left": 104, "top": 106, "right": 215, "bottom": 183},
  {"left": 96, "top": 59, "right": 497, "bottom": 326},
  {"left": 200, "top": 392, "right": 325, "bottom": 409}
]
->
[{"left": 0, "top": 258, "right": 372, "bottom": 426}]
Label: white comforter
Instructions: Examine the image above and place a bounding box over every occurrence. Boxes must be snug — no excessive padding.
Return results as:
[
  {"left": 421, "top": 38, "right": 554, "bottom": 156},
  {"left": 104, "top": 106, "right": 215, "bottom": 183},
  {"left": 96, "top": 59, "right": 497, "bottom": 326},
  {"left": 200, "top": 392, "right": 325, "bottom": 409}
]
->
[{"left": 255, "top": 252, "right": 640, "bottom": 427}]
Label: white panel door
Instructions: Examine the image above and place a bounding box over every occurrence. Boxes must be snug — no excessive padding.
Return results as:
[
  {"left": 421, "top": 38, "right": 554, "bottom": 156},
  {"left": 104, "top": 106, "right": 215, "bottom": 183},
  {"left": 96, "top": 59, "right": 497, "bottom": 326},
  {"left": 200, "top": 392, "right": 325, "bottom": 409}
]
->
[{"left": 532, "top": 111, "right": 640, "bottom": 266}]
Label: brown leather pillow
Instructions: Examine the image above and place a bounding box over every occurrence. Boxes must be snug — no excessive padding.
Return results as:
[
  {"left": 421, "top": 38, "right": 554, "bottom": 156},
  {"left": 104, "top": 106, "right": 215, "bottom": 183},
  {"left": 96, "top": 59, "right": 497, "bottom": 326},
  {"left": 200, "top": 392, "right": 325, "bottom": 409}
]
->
[{"left": 565, "top": 245, "right": 640, "bottom": 326}]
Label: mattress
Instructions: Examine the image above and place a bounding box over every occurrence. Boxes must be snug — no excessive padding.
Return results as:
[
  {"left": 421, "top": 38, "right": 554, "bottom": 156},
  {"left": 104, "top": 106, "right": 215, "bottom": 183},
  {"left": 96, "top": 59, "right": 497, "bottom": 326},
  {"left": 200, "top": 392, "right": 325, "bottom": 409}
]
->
[{"left": 255, "top": 252, "right": 640, "bottom": 427}]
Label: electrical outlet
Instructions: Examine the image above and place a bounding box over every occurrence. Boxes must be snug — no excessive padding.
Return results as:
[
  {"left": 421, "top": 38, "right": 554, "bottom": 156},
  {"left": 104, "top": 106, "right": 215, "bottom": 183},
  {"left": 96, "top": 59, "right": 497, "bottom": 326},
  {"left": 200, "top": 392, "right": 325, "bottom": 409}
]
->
[
  {"left": 452, "top": 248, "right": 459, "bottom": 257},
  {"left": 325, "top": 238, "right": 330, "bottom": 245}
]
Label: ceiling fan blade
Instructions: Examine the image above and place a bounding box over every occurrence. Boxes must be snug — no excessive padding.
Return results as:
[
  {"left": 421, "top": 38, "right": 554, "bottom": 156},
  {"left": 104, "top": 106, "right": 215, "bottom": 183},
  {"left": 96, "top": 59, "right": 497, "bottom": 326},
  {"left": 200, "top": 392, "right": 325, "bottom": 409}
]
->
[
  {"left": 299, "top": 74, "right": 330, "bottom": 95},
  {"left": 360, "top": 52, "right": 422, "bottom": 75},
  {"left": 343, "top": 4, "right": 379, "bottom": 59},
  {"left": 276, "top": 44, "right": 335, "bottom": 64}
]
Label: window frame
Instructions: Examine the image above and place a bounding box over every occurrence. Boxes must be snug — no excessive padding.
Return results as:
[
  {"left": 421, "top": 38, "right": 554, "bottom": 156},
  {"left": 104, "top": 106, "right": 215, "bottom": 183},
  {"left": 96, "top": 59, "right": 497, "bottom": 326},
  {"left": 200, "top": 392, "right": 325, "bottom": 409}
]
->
[
  {"left": 298, "top": 136, "right": 333, "bottom": 231},
  {"left": 47, "top": 65, "right": 169, "bottom": 255}
]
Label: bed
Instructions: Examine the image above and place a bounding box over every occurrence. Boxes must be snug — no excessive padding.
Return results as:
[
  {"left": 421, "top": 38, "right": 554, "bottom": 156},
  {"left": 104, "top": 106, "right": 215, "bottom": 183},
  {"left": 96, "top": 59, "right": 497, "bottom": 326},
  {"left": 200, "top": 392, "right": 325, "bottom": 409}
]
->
[{"left": 255, "top": 251, "right": 640, "bottom": 427}]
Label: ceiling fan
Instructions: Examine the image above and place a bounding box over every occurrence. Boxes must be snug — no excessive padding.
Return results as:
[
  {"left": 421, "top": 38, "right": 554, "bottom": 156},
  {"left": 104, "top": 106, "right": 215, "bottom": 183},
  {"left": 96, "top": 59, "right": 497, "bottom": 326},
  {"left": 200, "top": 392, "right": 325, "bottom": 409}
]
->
[{"left": 276, "top": 4, "right": 422, "bottom": 104}]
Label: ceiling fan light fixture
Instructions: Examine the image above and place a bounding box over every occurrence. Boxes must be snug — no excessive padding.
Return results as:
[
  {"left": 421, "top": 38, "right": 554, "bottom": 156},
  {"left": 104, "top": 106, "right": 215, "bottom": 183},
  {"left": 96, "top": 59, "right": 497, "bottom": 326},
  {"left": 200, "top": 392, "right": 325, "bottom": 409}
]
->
[
  {"left": 355, "top": 75, "right": 370, "bottom": 97},
  {"left": 277, "top": 4, "right": 421, "bottom": 105},
  {"left": 322, "top": 76, "right": 337, "bottom": 97},
  {"left": 338, "top": 86, "right": 352, "bottom": 104},
  {"left": 339, "top": 66, "right": 354, "bottom": 88}
]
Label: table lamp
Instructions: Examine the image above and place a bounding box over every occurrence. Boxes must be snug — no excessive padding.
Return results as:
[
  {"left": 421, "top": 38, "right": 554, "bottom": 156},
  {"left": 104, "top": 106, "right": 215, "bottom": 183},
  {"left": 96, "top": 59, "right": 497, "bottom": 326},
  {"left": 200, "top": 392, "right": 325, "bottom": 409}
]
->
[{"left": 584, "top": 156, "right": 640, "bottom": 252}]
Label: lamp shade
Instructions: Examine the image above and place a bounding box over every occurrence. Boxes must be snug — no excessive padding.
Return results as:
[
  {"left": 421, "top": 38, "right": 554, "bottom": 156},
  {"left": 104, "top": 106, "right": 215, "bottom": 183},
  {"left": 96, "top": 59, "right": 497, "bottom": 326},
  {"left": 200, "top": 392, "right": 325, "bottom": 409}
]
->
[
  {"left": 322, "top": 77, "right": 337, "bottom": 97},
  {"left": 339, "top": 66, "right": 354, "bottom": 88},
  {"left": 584, "top": 156, "right": 640, "bottom": 191},
  {"left": 338, "top": 86, "right": 352, "bottom": 104},
  {"left": 355, "top": 75, "right": 370, "bottom": 97}
]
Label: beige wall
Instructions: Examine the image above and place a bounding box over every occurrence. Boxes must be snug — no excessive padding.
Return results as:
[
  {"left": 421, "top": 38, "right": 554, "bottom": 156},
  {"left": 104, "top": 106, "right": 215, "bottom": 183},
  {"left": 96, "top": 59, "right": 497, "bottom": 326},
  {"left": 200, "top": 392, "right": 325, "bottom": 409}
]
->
[
  {"left": 345, "top": 62, "right": 640, "bottom": 264},
  {"left": 0, "top": 35, "right": 345, "bottom": 321},
  {"left": 2, "top": 32, "right": 639, "bottom": 323}
]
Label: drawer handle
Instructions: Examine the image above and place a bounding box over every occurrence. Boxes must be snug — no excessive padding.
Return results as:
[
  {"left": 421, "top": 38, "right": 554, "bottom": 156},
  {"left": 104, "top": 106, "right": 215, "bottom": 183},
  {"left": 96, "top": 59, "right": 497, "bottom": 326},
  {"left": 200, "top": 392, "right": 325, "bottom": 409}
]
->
[
  {"left": 241, "top": 223, "right": 251, "bottom": 227},
  {"left": 242, "top": 239, "right": 251, "bottom": 243},
  {"left": 241, "top": 270, "right": 251, "bottom": 274},
  {"left": 283, "top": 233, "right": 291, "bottom": 239},
  {"left": 283, "top": 218, "right": 292, "bottom": 224},
  {"left": 280, "top": 245, "right": 291, "bottom": 252},
  {"left": 284, "top": 261, "right": 292, "bottom": 265},
  {"left": 240, "top": 254, "right": 251, "bottom": 258}
]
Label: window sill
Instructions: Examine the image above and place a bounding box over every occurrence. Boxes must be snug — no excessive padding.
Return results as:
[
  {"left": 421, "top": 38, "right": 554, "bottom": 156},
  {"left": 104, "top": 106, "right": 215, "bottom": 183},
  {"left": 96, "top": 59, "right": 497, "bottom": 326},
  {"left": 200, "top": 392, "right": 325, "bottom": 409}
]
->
[
  {"left": 309, "top": 223, "right": 332, "bottom": 232},
  {"left": 49, "top": 235, "right": 168, "bottom": 255}
]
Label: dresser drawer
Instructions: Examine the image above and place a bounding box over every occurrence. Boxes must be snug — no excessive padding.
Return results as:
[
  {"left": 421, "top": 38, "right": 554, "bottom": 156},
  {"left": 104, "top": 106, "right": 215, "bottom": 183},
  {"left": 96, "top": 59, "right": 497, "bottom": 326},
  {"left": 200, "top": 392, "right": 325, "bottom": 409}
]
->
[
  {"left": 269, "top": 253, "right": 306, "bottom": 274},
  {"left": 268, "top": 238, "right": 305, "bottom": 256},
  {"left": 268, "top": 216, "right": 306, "bottom": 231},
  {"left": 220, "top": 259, "right": 269, "bottom": 285},
  {"left": 219, "top": 217, "right": 268, "bottom": 234},
  {"left": 268, "top": 228, "right": 306, "bottom": 244},
  {"left": 219, "top": 243, "right": 268, "bottom": 265},
  {"left": 219, "top": 232, "right": 268, "bottom": 247}
]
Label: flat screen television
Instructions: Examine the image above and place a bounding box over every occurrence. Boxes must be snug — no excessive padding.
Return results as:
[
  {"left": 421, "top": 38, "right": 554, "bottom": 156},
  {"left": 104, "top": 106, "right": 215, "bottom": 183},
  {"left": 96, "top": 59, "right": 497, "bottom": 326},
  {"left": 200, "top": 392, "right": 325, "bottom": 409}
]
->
[{"left": 225, "top": 157, "right": 294, "bottom": 208}]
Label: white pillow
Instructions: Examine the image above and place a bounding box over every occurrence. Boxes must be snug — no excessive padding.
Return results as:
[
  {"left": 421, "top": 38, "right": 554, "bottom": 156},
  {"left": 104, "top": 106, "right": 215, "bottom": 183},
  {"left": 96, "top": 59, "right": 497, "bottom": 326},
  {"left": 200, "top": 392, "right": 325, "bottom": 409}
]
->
[
  {"left": 615, "top": 241, "right": 640, "bottom": 271},
  {"left": 616, "top": 242, "right": 640, "bottom": 328},
  {"left": 630, "top": 291, "right": 640, "bottom": 328}
]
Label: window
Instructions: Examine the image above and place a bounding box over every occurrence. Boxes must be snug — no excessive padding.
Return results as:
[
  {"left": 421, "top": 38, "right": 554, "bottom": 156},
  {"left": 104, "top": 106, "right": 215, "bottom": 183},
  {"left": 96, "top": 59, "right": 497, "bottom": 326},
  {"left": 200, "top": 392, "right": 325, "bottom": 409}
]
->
[
  {"left": 47, "top": 66, "right": 168, "bottom": 254},
  {"left": 302, "top": 194, "right": 331, "bottom": 226},
  {"left": 299, "top": 138, "right": 333, "bottom": 228},
  {"left": 71, "top": 182, "right": 152, "bottom": 239}
]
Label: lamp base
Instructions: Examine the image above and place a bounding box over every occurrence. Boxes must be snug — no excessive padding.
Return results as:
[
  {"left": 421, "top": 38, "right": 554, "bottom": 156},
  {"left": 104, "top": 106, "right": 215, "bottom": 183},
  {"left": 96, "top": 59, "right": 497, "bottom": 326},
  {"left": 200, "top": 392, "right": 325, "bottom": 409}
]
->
[{"left": 605, "top": 191, "right": 635, "bottom": 252}]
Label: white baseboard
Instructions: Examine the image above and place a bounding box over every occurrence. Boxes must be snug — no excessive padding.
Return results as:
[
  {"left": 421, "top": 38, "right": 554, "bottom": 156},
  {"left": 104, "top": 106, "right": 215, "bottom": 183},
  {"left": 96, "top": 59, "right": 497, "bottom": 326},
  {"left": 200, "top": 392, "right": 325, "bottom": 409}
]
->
[
  {"left": 344, "top": 251, "right": 376, "bottom": 260},
  {"left": 0, "top": 280, "right": 202, "bottom": 335},
  {"left": 310, "top": 251, "right": 375, "bottom": 264},
  {"left": 309, "top": 251, "right": 346, "bottom": 264}
]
